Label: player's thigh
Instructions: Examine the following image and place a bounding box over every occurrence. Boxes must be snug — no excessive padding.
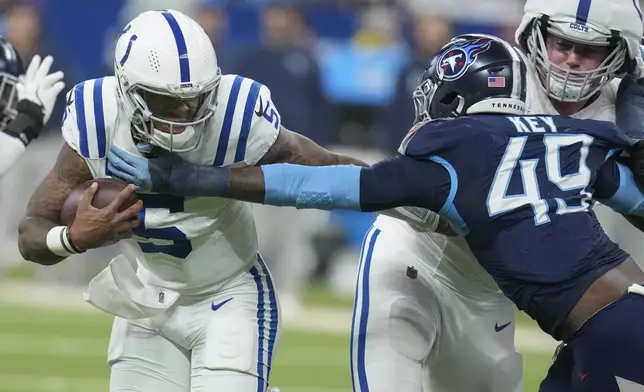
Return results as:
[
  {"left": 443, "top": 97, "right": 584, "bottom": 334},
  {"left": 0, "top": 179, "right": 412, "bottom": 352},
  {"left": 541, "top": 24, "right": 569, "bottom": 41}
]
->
[
  {"left": 539, "top": 344, "right": 573, "bottom": 392},
  {"left": 190, "top": 255, "right": 281, "bottom": 392},
  {"left": 426, "top": 296, "right": 522, "bottom": 392},
  {"left": 108, "top": 317, "right": 191, "bottom": 392},
  {"left": 564, "top": 294, "right": 644, "bottom": 392},
  {"left": 351, "top": 226, "right": 440, "bottom": 392}
]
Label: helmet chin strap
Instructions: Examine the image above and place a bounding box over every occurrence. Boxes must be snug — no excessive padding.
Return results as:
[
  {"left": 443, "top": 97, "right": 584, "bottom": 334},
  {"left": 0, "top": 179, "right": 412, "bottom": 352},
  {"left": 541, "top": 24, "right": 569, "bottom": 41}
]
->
[{"left": 149, "top": 124, "right": 199, "bottom": 152}]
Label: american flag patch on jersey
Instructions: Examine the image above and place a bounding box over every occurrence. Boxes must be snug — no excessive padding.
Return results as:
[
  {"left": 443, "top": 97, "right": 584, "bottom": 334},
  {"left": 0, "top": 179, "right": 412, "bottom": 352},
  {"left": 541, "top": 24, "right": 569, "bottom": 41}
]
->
[{"left": 488, "top": 76, "right": 505, "bottom": 88}]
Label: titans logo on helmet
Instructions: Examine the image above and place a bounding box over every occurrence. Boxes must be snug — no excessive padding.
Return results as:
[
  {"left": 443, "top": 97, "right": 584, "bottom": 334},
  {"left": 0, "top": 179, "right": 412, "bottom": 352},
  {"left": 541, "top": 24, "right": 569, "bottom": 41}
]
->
[{"left": 438, "top": 38, "right": 492, "bottom": 81}]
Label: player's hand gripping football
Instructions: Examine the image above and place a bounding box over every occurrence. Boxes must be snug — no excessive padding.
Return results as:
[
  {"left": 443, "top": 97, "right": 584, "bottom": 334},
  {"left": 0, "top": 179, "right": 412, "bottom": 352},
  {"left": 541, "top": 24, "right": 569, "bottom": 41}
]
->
[
  {"left": 68, "top": 182, "right": 143, "bottom": 251},
  {"left": 16, "top": 55, "right": 65, "bottom": 125}
]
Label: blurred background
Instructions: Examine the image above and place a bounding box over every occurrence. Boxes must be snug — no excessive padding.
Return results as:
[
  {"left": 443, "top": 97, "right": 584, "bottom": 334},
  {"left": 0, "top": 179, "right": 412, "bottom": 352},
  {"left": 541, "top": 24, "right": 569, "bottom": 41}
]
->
[{"left": 0, "top": 0, "right": 618, "bottom": 390}]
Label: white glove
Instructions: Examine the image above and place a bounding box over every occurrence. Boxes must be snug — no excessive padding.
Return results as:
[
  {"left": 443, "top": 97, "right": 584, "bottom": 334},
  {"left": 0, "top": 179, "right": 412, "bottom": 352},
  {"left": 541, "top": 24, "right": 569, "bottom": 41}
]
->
[{"left": 16, "top": 55, "right": 65, "bottom": 125}]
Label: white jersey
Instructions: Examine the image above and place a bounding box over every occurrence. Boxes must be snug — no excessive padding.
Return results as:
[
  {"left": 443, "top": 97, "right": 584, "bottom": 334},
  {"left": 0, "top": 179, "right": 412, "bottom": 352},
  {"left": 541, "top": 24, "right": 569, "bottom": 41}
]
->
[
  {"left": 373, "top": 68, "right": 623, "bottom": 298},
  {"left": 61, "top": 74, "right": 281, "bottom": 294}
]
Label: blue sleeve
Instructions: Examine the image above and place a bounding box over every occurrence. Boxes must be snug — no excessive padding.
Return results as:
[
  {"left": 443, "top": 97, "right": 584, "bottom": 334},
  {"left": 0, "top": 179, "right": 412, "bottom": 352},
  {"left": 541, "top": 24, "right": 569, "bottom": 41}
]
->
[
  {"left": 595, "top": 160, "right": 644, "bottom": 216},
  {"left": 262, "top": 164, "right": 362, "bottom": 210},
  {"left": 260, "top": 155, "right": 451, "bottom": 212}
]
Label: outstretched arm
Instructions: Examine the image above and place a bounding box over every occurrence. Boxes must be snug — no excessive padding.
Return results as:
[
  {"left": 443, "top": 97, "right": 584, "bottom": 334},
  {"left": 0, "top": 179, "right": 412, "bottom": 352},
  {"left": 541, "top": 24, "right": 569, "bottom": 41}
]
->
[
  {"left": 153, "top": 155, "right": 450, "bottom": 214},
  {"left": 251, "top": 128, "right": 456, "bottom": 233},
  {"left": 108, "top": 133, "right": 454, "bottom": 233}
]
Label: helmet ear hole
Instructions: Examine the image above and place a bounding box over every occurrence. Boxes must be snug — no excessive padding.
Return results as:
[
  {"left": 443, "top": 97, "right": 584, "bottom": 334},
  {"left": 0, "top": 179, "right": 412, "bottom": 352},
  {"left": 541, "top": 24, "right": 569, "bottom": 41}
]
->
[
  {"left": 438, "top": 92, "right": 465, "bottom": 117},
  {"left": 440, "top": 91, "right": 459, "bottom": 106}
]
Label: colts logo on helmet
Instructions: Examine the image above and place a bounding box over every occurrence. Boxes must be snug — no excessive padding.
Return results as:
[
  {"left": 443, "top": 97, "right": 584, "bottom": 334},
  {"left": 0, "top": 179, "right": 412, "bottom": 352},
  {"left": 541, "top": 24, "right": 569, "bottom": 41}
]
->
[{"left": 438, "top": 38, "right": 492, "bottom": 81}]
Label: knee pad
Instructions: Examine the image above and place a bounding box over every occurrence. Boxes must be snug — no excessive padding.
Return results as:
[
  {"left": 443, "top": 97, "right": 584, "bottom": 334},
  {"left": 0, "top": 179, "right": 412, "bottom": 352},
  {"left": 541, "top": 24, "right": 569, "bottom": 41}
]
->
[{"left": 388, "top": 297, "right": 438, "bottom": 362}]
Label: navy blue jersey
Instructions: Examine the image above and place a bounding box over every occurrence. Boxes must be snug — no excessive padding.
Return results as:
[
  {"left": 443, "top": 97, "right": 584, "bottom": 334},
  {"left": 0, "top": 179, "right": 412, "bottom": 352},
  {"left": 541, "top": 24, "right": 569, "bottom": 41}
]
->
[{"left": 360, "top": 114, "right": 635, "bottom": 335}]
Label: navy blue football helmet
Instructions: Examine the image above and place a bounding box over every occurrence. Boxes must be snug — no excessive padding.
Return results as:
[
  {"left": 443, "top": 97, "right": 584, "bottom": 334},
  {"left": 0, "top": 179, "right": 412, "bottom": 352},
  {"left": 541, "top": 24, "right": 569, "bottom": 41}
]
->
[
  {"left": 413, "top": 34, "right": 527, "bottom": 125},
  {"left": 0, "top": 36, "right": 23, "bottom": 129}
]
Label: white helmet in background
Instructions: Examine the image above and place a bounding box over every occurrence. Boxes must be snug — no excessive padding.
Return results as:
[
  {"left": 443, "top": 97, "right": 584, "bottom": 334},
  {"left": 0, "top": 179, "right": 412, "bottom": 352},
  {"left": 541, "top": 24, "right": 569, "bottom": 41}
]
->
[
  {"left": 114, "top": 9, "right": 221, "bottom": 152},
  {"left": 515, "top": 0, "right": 643, "bottom": 102}
]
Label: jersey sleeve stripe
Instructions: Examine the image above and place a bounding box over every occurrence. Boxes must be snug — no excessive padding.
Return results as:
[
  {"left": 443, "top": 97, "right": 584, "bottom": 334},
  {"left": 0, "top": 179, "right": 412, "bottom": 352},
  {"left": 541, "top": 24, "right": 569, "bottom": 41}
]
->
[
  {"left": 428, "top": 155, "right": 469, "bottom": 235},
  {"left": 234, "top": 81, "right": 262, "bottom": 162},
  {"left": 92, "top": 78, "right": 107, "bottom": 158},
  {"left": 213, "top": 75, "right": 243, "bottom": 166},
  {"left": 160, "top": 11, "right": 191, "bottom": 83},
  {"left": 74, "top": 82, "right": 89, "bottom": 158}
]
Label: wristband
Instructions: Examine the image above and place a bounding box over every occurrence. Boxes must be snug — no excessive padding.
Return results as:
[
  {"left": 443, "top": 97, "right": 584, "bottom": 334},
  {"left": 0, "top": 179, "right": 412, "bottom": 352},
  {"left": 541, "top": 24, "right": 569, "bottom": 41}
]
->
[{"left": 46, "top": 226, "right": 80, "bottom": 257}]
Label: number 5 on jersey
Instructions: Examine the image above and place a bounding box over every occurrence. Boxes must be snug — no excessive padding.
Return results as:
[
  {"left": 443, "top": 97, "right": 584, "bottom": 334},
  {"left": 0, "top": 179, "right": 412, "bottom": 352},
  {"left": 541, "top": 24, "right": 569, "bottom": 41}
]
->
[
  {"left": 487, "top": 134, "right": 593, "bottom": 225},
  {"left": 132, "top": 194, "right": 193, "bottom": 259}
]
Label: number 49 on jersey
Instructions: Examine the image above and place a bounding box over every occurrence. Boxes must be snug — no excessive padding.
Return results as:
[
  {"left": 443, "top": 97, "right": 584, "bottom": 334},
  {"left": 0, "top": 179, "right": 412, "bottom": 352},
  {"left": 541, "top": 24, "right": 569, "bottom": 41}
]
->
[{"left": 487, "top": 134, "right": 594, "bottom": 225}]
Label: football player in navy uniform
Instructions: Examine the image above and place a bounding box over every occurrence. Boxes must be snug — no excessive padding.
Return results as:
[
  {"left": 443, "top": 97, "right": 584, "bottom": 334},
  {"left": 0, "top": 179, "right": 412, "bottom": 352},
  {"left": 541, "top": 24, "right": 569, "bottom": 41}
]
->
[{"left": 109, "top": 34, "right": 644, "bottom": 391}]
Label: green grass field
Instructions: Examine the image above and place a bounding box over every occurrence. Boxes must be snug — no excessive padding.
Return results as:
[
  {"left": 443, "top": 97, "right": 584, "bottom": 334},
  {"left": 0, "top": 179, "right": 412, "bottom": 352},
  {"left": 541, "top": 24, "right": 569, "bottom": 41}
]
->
[{"left": 0, "top": 303, "right": 554, "bottom": 392}]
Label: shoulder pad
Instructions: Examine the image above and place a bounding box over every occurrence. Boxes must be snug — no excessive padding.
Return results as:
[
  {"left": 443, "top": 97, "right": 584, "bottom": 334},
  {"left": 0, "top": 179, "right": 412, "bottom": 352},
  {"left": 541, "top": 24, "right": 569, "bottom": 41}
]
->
[
  {"left": 399, "top": 117, "right": 486, "bottom": 158},
  {"left": 61, "top": 77, "right": 120, "bottom": 159}
]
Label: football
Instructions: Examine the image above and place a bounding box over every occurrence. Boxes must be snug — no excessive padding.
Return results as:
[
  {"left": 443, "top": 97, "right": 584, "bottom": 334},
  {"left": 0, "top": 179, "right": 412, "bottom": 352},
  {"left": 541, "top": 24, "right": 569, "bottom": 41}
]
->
[{"left": 60, "top": 178, "right": 139, "bottom": 226}]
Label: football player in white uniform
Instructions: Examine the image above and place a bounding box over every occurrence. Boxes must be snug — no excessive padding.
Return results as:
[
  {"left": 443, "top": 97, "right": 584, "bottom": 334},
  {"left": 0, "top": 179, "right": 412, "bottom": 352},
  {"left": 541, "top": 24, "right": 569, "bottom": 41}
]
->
[
  {"left": 0, "top": 38, "right": 65, "bottom": 177},
  {"left": 334, "top": 1, "right": 644, "bottom": 391},
  {"left": 17, "top": 9, "right": 364, "bottom": 392}
]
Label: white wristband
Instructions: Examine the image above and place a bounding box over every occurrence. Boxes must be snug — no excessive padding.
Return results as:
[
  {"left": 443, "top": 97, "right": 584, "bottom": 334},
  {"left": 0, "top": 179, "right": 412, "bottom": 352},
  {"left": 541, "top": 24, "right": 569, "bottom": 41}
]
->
[{"left": 46, "top": 226, "right": 76, "bottom": 257}]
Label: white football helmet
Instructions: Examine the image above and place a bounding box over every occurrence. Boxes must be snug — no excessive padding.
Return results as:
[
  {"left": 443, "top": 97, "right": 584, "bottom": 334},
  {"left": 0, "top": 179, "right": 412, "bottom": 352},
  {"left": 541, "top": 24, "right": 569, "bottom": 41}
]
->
[
  {"left": 114, "top": 9, "right": 221, "bottom": 152},
  {"left": 515, "top": 0, "right": 643, "bottom": 102}
]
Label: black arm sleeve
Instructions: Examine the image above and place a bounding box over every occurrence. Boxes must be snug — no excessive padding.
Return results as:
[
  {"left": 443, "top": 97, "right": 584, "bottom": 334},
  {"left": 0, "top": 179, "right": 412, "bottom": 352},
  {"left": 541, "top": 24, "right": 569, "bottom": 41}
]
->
[
  {"left": 1, "top": 100, "right": 44, "bottom": 146},
  {"left": 359, "top": 154, "right": 452, "bottom": 213}
]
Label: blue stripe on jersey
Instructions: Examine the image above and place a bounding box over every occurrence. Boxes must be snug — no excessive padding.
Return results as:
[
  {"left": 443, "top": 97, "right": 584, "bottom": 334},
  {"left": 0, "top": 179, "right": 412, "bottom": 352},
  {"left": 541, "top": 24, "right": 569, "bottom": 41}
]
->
[
  {"left": 257, "top": 254, "right": 279, "bottom": 373},
  {"left": 429, "top": 156, "right": 469, "bottom": 235},
  {"left": 92, "top": 78, "right": 107, "bottom": 158},
  {"left": 235, "top": 81, "right": 263, "bottom": 162},
  {"left": 350, "top": 227, "right": 380, "bottom": 392},
  {"left": 575, "top": 0, "right": 592, "bottom": 24},
  {"left": 249, "top": 265, "right": 266, "bottom": 392},
  {"left": 160, "top": 11, "right": 190, "bottom": 83},
  {"left": 213, "top": 76, "right": 243, "bottom": 166},
  {"left": 74, "top": 82, "right": 89, "bottom": 158},
  {"left": 633, "top": 0, "right": 643, "bottom": 20}
]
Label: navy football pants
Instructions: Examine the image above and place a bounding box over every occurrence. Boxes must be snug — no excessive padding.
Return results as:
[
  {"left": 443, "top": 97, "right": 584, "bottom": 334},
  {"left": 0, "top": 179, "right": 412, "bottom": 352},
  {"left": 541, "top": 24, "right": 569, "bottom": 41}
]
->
[{"left": 539, "top": 293, "right": 644, "bottom": 391}]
